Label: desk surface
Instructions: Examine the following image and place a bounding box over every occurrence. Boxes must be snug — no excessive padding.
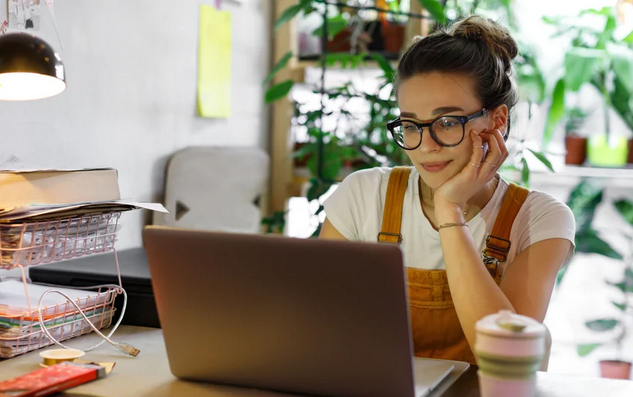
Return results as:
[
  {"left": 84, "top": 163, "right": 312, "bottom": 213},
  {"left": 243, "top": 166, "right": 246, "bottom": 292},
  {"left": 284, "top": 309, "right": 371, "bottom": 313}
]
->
[{"left": 1, "top": 326, "right": 633, "bottom": 397}]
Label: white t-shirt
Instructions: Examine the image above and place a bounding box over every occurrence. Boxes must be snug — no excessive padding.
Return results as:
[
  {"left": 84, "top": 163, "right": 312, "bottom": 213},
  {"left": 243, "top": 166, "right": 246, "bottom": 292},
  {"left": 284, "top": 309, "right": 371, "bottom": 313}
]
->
[{"left": 324, "top": 167, "right": 576, "bottom": 274}]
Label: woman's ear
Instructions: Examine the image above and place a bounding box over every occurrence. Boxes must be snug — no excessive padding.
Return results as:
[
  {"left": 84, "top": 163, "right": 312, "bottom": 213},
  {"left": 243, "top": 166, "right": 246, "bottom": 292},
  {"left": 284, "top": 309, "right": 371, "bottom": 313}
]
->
[{"left": 490, "top": 105, "right": 509, "bottom": 132}]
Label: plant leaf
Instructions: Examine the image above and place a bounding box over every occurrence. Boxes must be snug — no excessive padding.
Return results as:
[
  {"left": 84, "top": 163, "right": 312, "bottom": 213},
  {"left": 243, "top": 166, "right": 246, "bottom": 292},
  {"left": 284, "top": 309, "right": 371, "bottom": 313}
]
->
[
  {"left": 612, "top": 301, "right": 627, "bottom": 311},
  {"left": 274, "top": 4, "right": 304, "bottom": 31},
  {"left": 312, "top": 14, "right": 347, "bottom": 40},
  {"left": 609, "top": 280, "right": 627, "bottom": 293},
  {"left": 577, "top": 343, "right": 601, "bottom": 357},
  {"left": 263, "top": 51, "right": 292, "bottom": 86},
  {"left": 596, "top": 12, "right": 617, "bottom": 49},
  {"left": 527, "top": 149, "right": 554, "bottom": 172},
  {"left": 556, "top": 265, "right": 568, "bottom": 286},
  {"left": 520, "top": 157, "right": 530, "bottom": 187},
  {"left": 623, "top": 29, "right": 633, "bottom": 44},
  {"left": 611, "top": 46, "right": 633, "bottom": 94},
  {"left": 575, "top": 229, "right": 623, "bottom": 259},
  {"left": 614, "top": 199, "right": 633, "bottom": 227},
  {"left": 307, "top": 179, "right": 331, "bottom": 201},
  {"left": 585, "top": 319, "right": 618, "bottom": 332},
  {"left": 418, "top": 0, "right": 446, "bottom": 24},
  {"left": 543, "top": 78, "right": 565, "bottom": 148},
  {"left": 370, "top": 53, "right": 395, "bottom": 82},
  {"left": 564, "top": 47, "right": 606, "bottom": 92},
  {"left": 566, "top": 181, "right": 602, "bottom": 232},
  {"left": 265, "top": 80, "right": 294, "bottom": 103}
]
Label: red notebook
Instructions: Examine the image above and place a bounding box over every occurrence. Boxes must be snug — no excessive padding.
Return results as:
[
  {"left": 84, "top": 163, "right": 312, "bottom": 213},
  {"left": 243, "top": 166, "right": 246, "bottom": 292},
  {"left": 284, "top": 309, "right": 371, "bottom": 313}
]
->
[{"left": 0, "top": 362, "right": 106, "bottom": 397}]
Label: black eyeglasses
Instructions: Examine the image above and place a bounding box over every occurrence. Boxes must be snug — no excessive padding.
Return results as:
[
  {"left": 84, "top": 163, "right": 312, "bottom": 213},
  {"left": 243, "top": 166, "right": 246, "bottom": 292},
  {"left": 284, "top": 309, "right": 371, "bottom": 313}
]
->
[{"left": 387, "top": 108, "right": 488, "bottom": 149}]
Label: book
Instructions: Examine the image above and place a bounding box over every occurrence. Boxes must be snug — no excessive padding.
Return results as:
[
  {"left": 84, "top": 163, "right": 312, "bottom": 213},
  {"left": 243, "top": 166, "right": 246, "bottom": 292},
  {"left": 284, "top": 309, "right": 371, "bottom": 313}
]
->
[
  {"left": 0, "top": 169, "right": 120, "bottom": 209},
  {"left": 0, "top": 362, "right": 106, "bottom": 397}
]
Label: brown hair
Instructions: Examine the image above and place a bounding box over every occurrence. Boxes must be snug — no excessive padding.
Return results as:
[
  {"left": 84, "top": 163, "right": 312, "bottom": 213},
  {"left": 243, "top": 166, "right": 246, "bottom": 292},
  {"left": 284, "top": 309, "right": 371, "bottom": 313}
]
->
[{"left": 395, "top": 16, "right": 519, "bottom": 138}]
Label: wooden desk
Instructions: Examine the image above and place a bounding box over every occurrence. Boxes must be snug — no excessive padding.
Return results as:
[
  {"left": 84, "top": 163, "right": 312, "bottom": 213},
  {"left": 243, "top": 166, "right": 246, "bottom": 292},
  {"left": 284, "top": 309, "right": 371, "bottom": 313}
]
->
[{"left": 1, "top": 326, "right": 632, "bottom": 397}]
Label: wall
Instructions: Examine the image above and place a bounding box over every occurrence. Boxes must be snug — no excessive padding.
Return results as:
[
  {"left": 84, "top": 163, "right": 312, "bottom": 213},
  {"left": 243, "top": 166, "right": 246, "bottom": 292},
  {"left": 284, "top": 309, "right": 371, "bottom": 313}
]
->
[{"left": 0, "top": 0, "right": 272, "bottom": 250}]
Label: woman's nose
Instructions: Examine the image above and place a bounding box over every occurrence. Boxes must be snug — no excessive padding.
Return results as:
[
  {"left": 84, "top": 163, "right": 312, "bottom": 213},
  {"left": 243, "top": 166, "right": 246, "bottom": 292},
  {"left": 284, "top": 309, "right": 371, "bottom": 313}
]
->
[{"left": 418, "top": 127, "right": 441, "bottom": 153}]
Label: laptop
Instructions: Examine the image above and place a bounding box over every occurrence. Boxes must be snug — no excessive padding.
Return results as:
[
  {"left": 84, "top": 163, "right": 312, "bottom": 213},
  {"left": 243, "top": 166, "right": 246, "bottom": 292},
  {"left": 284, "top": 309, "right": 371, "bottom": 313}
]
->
[{"left": 143, "top": 226, "right": 468, "bottom": 397}]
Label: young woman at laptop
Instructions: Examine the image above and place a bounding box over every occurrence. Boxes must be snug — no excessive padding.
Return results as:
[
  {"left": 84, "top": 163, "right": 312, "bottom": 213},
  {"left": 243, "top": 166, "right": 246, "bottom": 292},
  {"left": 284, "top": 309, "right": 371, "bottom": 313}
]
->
[{"left": 320, "top": 16, "right": 575, "bottom": 365}]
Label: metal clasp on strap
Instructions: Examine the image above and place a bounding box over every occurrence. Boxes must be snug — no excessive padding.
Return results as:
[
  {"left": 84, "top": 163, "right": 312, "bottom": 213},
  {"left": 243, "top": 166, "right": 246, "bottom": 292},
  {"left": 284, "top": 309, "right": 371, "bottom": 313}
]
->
[
  {"left": 377, "top": 232, "right": 403, "bottom": 244},
  {"left": 485, "top": 235, "right": 511, "bottom": 253}
]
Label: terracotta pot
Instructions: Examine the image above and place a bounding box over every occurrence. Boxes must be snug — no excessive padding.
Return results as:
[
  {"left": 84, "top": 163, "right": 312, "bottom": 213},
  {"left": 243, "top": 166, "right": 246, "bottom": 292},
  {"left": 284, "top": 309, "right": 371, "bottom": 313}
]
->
[
  {"left": 382, "top": 23, "right": 405, "bottom": 54},
  {"left": 565, "top": 135, "right": 587, "bottom": 165},
  {"left": 293, "top": 142, "right": 311, "bottom": 167},
  {"left": 599, "top": 360, "right": 632, "bottom": 379},
  {"left": 325, "top": 28, "right": 352, "bottom": 53},
  {"left": 628, "top": 138, "right": 633, "bottom": 164}
]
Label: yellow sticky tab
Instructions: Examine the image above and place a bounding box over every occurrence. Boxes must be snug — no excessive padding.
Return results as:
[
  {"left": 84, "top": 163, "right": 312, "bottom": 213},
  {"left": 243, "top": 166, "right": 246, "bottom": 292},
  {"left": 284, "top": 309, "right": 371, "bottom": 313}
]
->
[{"left": 197, "top": 4, "right": 232, "bottom": 118}]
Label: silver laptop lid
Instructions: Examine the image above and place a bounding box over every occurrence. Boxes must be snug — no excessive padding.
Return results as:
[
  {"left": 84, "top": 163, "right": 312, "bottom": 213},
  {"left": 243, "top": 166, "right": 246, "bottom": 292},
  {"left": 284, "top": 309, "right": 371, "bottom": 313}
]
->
[{"left": 143, "top": 226, "right": 415, "bottom": 397}]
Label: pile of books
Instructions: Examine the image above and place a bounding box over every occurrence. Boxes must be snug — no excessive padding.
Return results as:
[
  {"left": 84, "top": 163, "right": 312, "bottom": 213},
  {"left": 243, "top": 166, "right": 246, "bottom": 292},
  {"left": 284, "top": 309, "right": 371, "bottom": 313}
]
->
[
  {"left": 0, "top": 167, "right": 167, "bottom": 357},
  {"left": 0, "top": 168, "right": 166, "bottom": 269}
]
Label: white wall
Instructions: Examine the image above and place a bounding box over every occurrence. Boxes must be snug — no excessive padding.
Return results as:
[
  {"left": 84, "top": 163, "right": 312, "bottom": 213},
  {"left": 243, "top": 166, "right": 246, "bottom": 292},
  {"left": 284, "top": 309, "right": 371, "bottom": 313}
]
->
[{"left": 0, "top": 0, "right": 272, "bottom": 250}]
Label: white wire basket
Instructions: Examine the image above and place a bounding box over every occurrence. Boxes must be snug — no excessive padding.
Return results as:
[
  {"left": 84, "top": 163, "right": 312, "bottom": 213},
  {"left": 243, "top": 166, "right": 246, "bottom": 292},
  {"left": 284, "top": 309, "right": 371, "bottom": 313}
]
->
[
  {"left": 0, "top": 285, "right": 118, "bottom": 358},
  {"left": 0, "top": 212, "right": 121, "bottom": 270}
]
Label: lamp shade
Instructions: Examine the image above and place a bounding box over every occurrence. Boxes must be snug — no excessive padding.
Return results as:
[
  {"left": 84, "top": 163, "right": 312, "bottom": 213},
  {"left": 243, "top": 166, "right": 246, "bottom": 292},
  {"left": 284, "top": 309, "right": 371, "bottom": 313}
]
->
[{"left": 0, "top": 33, "right": 65, "bottom": 101}]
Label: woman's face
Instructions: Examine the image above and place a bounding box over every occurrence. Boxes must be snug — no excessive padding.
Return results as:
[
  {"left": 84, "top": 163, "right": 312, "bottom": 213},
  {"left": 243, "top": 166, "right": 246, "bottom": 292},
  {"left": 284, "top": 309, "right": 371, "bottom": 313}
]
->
[{"left": 396, "top": 72, "right": 495, "bottom": 189}]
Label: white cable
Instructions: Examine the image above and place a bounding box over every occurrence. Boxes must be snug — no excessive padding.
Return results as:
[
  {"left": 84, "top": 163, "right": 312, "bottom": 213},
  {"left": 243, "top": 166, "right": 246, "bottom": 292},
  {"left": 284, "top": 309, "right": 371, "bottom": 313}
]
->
[{"left": 36, "top": 284, "right": 139, "bottom": 356}]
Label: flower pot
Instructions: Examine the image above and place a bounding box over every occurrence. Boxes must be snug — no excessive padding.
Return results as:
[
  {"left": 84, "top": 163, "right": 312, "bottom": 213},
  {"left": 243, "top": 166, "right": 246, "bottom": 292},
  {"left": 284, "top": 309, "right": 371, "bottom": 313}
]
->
[
  {"left": 293, "top": 142, "right": 311, "bottom": 167},
  {"left": 599, "top": 360, "right": 632, "bottom": 379},
  {"left": 587, "top": 134, "right": 628, "bottom": 167},
  {"left": 565, "top": 136, "right": 587, "bottom": 165},
  {"left": 382, "top": 23, "right": 405, "bottom": 54},
  {"left": 325, "top": 28, "right": 353, "bottom": 53}
]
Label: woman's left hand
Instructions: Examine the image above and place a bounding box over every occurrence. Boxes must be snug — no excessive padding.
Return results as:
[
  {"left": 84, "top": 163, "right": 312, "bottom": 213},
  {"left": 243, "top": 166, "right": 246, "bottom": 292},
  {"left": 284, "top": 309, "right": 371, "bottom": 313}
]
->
[{"left": 433, "top": 128, "right": 508, "bottom": 211}]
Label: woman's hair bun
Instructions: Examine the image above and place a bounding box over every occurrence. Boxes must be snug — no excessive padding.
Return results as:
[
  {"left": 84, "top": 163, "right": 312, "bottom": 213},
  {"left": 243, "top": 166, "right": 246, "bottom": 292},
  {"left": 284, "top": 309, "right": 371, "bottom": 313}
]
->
[{"left": 447, "top": 16, "right": 518, "bottom": 73}]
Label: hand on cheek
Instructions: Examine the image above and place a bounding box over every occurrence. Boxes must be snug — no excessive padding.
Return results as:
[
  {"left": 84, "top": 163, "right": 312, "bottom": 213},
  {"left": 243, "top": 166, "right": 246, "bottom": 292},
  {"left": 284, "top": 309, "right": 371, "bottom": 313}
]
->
[{"left": 433, "top": 128, "right": 508, "bottom": 211}]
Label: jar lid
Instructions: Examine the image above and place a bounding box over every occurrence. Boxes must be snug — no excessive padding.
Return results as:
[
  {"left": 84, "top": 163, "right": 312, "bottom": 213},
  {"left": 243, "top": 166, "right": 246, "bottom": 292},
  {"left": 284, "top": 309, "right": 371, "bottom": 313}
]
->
[{"left": 476, "top": 310, "right": 545, "bottom": 338}]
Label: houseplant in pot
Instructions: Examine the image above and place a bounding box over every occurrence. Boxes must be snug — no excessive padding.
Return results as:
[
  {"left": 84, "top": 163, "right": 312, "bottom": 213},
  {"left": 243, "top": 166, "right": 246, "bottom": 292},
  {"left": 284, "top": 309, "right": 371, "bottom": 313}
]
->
[
  {"left": 564, "top": 107, "right": 589, "bottom": 165},
  {"left": 567, "top": 181, "right": 633, "bottom": 379},
  {"left": 543, "top": 6, "right": 633, "bottom": 168}
]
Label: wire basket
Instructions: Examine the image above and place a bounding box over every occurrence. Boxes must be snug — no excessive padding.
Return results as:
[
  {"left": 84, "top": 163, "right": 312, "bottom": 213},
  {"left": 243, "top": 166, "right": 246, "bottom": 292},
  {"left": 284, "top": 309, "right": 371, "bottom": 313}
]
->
[
  {"left": 0, "top": 212, "right": 121, "bottom": 270},
  {"left": 0, "top": 285, "right": 118, "bottom": 358}
]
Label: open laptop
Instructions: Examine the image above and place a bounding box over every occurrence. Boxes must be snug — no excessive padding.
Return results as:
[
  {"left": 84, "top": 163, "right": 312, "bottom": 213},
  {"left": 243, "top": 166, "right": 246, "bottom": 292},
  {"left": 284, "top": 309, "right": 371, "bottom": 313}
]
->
[{"left": 143, "top": 226, "right": 468, "bottom": 397}]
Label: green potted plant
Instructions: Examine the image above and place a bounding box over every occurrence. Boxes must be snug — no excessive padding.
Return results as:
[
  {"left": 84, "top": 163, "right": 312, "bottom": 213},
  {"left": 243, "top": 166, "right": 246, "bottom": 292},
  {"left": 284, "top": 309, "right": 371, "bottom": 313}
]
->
[
  {"left": 564, "top": 107, "right": 589, "bottom": 165},
  {"left": 564, "top": 180, "right": 633, "bottom": 379},
  {"left": 543, "top": 7, "right": 633, "bottom": 168}
]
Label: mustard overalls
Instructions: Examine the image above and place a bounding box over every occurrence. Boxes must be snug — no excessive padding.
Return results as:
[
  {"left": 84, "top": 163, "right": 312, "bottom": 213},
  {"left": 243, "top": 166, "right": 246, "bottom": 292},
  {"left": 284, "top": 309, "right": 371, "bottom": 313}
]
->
[{"left": 377, "top": 167, "right": 528, "bottom": 364}]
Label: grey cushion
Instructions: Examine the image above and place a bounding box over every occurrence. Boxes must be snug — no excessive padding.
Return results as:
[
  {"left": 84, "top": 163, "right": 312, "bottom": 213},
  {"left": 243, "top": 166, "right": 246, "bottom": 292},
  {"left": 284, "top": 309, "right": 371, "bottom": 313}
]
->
[{"left": 154, "top": 147, "right": 269, "bottom": 233}]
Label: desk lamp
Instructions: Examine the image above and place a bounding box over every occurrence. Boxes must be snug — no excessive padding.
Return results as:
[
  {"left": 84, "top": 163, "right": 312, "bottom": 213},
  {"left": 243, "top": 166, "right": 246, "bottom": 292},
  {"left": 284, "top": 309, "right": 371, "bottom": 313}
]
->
[{"left": 0, "top": 32, "right": 65, "bottom": 100}]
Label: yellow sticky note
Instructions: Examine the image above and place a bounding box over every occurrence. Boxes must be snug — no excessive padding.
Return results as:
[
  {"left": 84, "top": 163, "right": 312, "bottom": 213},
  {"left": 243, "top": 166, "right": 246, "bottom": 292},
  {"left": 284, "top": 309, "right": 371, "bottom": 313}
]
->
[{"left": 197, "top": 5, "right": 231, "bottom": 118}]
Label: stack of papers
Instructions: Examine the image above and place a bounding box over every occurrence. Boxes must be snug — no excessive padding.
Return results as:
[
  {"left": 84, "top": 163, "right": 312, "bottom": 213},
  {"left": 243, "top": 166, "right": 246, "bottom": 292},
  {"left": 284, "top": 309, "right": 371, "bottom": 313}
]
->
[
  {"left": 0, "top": 280, "right": 118, "bottom": 358},
  {"left": 0, "top": 200, "right": 167, "bottom": 222},
  {"left": 0, "top": 213, "right": 121, "bottom": 269},
  {"left": 0, "top": 168, "right": 168, "bottom": 268}
]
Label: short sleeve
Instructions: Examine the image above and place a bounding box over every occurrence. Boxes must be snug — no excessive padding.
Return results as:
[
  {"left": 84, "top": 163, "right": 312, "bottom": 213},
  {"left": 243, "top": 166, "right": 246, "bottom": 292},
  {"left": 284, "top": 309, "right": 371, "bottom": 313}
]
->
[
  {"left": 515, "top": 192, "right": 576, "bottom": 267},
  {"left": 323, "top": 169, "right": 382, "bottom": 241}
]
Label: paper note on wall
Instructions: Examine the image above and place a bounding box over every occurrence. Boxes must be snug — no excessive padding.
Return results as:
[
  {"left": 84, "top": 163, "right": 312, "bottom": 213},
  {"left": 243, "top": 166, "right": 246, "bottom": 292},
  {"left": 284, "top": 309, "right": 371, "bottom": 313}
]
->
[{"left": 197, "top": 5, "right": 231, "bottom": 118}]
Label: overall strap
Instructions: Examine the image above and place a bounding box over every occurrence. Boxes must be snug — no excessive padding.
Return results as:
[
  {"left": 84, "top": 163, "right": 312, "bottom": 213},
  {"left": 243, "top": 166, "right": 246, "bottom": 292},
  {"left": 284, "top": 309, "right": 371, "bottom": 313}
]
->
[
  {"left": 377, "top": 166, "right": 412, "bottom": 244},
  {"left": 484, "top": 183, "right": 529, "bottom": 263}
]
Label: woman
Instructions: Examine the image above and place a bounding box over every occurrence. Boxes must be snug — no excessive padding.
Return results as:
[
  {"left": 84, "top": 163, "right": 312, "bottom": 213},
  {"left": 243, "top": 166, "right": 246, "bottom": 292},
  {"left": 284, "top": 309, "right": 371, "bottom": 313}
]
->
[{"left": 320, "top": 16, "right": 575, "bottom": 364}]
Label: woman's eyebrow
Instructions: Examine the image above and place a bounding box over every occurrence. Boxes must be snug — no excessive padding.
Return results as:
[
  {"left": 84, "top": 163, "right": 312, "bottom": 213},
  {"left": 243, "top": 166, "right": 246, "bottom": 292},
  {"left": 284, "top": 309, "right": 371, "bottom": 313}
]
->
[
  {"left": 400, "top": 107, "right": 465, "bottom": 119},
  {"left": 431, "top": 106, "right": 464, "bottom": 115}
]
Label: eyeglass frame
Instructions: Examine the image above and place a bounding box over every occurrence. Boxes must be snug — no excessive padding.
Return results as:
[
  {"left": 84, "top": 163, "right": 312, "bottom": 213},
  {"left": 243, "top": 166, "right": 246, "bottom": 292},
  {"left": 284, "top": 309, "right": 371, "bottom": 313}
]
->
[{"left": 386, "top": 108, "right": 489, "bottom": 149}]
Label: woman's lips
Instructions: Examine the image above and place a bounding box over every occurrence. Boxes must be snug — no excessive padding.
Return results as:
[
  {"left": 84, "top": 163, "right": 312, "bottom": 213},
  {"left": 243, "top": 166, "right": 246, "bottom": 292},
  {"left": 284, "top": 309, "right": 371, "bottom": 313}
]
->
[{"left": 421, "top": 161, "right": 451, "bottom": 172}]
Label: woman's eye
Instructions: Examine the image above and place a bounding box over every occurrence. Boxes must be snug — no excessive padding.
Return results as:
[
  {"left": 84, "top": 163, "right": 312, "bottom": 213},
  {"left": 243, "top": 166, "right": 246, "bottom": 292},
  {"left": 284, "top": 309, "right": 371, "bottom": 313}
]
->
[
  {"left": 438, "top": 119, "right": 458, "bottom": 128},
  {"left": 402, "top": 123, "right": 418, "bottom": 131}
]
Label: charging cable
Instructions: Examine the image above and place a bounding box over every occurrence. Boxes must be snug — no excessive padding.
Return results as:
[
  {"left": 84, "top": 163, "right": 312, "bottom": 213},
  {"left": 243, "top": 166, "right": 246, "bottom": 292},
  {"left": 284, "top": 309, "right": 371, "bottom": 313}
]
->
[{"left": 36, "top": 284, "right": 139, "bottom": 357}]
